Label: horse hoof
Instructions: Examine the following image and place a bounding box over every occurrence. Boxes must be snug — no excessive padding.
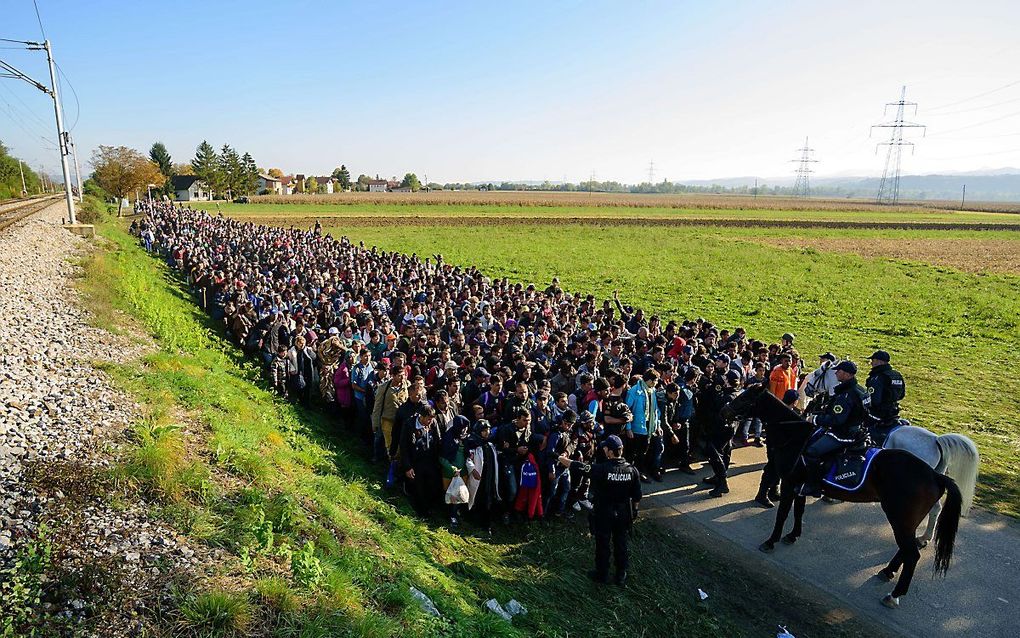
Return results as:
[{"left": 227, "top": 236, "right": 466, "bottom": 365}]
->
[
  {"left": 882, "top": 593, "right": 900, "bottom": 609},
  {"left": 759, "top": 541, "right": 775, "bottom": 554},
  {"left": 781, "top": 534, "right": 798, "bottom": 545},
  {"left": 876, "top": 569, "right": 896, "bottom": 582},
  {"left": 915, "top": 537, "right": 929, "bottom": 549}
]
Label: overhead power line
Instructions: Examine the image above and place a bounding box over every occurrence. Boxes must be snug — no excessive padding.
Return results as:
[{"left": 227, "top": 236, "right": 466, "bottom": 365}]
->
[
  {"left": 872, "top": 86, "right": 926, "bottom": 205},
  {"left": 926, "top": 79, "right": 1020, "bottom": 112}
]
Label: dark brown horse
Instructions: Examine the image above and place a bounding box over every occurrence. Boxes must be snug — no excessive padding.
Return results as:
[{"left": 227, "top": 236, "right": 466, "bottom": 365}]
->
[{"left": 721, "top": 384, "right": 961, "bottom": 608}]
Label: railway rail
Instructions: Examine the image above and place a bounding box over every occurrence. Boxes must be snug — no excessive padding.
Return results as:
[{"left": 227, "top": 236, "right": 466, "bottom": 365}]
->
[{"left": 0, "top": 195, "right": 62, "bottom": 233}]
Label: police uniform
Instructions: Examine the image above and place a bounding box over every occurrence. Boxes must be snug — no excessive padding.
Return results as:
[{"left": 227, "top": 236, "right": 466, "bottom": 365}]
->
[
  {"left": 701, "top": 370, "right": 738, "bottom": 496},
  {"left": 573, "top": 436, "right": 643, "bottom": 584},
  {"left": 799, "top": 370, "right": 869, "bottom": 495},
  {"left": 865, "top": 352, "right": 905, "bottom": 441}
]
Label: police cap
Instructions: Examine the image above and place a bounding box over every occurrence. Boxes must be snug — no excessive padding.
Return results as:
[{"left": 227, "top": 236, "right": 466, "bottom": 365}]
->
[
  {"left": 834, "top": 360, "right": 858, "bottom": 375},
  {"left": 869, "top": 350, "right": 891, "bottom": 363},
  {"left": 600, "top": 435, "right": 624, "bottom": 452}
]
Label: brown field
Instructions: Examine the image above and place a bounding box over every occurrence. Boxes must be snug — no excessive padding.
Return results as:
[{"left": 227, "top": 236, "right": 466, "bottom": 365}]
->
[
  {"left": 757, "top": 236, "right": 1020, "bottom": 274},
  {"left": 250, "top": 190, "right": 1020, "bottom": 213},
  {"left": 236, "top": 214, "right": 1020, "bottom": 232}
]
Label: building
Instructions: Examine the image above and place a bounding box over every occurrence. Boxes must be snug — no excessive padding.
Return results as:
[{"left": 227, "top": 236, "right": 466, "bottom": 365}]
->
[
  {"left": 280, "top": 175, "right": 295, "bottom": 195},
  {"left": 172, "top": 175, "right": 209, "bottom": 201},
  {"left": 391, "top": 186, "right": 413, "bottom": 193},
  {"left": 367, "top": 179, "right": 388, "bottom": 193},
  {"left": 257, "top": 174, "right": 283, "bottom": 195},
  {"left": 309, "top": 177, "right": 335, "bottom": 194}
]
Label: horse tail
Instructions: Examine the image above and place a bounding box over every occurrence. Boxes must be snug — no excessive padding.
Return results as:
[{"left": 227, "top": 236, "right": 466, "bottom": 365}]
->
[
  {"left": 938, "top": 434, "right": 979, "bottom": 517},
  {"left": 932, "top": 473, "right": 962, "bottom": 578}
]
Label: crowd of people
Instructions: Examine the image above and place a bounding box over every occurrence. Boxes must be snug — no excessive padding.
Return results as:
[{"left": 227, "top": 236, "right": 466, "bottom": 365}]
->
[{"left": 131, "top": 200, "right": 861, "bottom": 532}]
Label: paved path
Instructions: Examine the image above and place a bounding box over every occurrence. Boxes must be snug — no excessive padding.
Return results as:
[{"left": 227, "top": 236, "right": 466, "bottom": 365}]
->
[{"left": 643, "top": 444, "right": 1019, "bottom": 638}]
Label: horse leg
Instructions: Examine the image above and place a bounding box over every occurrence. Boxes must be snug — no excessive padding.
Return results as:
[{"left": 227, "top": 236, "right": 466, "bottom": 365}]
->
[
  {"left": 917, "top": 497, "right": 942, "bottom": 548},
  {"left": 760, "top": 484, "right": 794, "bottom": 553},
  {"left": 783, "top": 495, "right": 807, "bottom": 545},
  {"left": 878, "top": 549, "right": 903, "bottom": 582},
  {"left": 880, "top": 498, "right": 926, "bottom": 608}
]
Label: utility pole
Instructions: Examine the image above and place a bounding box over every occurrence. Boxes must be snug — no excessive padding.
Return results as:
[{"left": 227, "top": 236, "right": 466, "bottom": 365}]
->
[
  {"left": 872, "top": 86, "right": 925, "bottom": 205},
  {"left": 67, "top": 133, "right": 84, "bottom": 203},
  {"left": 647, "top": 160, "right": 655, "bottom": 185},
  {"left": 1, "top": 39, "right": 77, "bottom": 221},
  {"left": 18, "top": 159, "right": 27, "bottom": 196},
  {"left": 791, "top": 136, "right": 818, "bottom": 198},
  {"left": 961, "top": 184, "right": 967, "bottom": 209},
  {"left": 753, "top": 177, "right": 758, "bottom": 199}
]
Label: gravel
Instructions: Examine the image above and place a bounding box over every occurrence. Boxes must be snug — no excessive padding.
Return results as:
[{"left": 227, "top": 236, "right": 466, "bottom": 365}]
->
[{"left": 0, "top": 204, "right": 203, "bottom": 631}]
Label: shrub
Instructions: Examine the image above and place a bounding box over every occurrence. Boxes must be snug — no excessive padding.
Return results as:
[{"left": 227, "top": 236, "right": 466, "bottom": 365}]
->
[
  {"left": 178, "top": 589, "right": 253, "bottom": 635},
  {"left": 76, "top": 195, "right": 107, "bottom": 224}
]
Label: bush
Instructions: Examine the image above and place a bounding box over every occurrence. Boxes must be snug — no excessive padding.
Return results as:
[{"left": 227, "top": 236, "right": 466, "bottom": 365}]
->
[{"left": 76, "top": 195, "right": 107, "bottom": 224}]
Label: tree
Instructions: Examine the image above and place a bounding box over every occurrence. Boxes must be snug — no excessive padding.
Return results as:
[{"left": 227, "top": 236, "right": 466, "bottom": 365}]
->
[
  {"left": 0, "top": 140, "right": 42, "bottom": 198},
  {"left": 267, "top": 167, "right": 284, "bottom": 179},
  {"left": 401, "top": 173, "right": 421, "bottom": 192},
  {"left": 149, "top": 142, "right": 173, "bottom": 196},
  {"left": 241, "top": 152, "right": 259, "bottom": 196},
  {"left": 305, "top": 177, "right": 319, "bottom": 194},
  {"left": 172, "top": 162, "right": 194, "bottom": 176},
  {"left": 91, "top": 145, "right": 164, "bottom": 216},
  {"left": 191, "top": 141, "right": 220, "bottom": 196},
  {"left": 355, "top": 174, "right": 370, "bottom": 192},
  {"left": 219, "top": 144, "right": 242, "bottom": 199},
  {"left": 332, "top": 165, "right": 352, "bottom": 192}
]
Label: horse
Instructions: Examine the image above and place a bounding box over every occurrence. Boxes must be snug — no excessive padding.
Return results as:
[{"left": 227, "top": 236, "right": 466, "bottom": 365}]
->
[
  {"left": 883, "top": 425, "right": 978, "bottom": 546},
  {"left": 721, "top": 384, "right": 962, "bottom": 608},
  {"left": 799, "top": 365, "right": 979, "bottom": 547}
]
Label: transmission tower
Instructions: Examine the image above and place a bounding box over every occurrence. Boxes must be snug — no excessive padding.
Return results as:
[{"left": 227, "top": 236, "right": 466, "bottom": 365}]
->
[
  {"left": 790, "top": 136, "right": 818, "bottom": 197},
  {"left": 647, "top": 160, "right": 655, "bottom": 184},
  {"left": 872, "top": 86, "right": 926, "bottom": 204}
]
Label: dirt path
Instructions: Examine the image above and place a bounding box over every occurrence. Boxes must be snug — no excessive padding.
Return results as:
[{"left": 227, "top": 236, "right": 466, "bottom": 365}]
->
[{"left": 643, "top": 446, "right": 1019, "bottom": 638}]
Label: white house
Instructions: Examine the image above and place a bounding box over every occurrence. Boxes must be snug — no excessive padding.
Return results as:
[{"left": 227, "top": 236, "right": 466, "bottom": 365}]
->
[
  {"left": 257, "top": 173, "right": 283, "bottom": 195},
  {"left": 367, "top": 179, "right": 388, "bottom": 193},
  {"left": 172, "top": 175, "right": 209, "bottom": 201},
  {"left": 310, "top": 177, "right": 335, "bottom": 194}
]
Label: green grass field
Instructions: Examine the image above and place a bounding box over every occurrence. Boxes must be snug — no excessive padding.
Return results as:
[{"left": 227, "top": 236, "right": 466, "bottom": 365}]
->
[
  {"left": 329, "top": 221, "right": 1020, "bottom": 518},
  {"left": 205, "top": 201, "right": 1020, "bottom": 226},
  {"left": 48, "top": 220, "right": 883, "bottom": 638}
]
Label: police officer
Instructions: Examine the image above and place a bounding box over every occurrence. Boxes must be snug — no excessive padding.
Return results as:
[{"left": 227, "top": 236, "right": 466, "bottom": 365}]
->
[
  {"left": 559, "top": 435, "right": 642, "bottom": 586},
  {"left": 797, "top": 360, "right": 869, "bottom": 497},
  {"left": 702, "top": 365, "right": 739, "bottom": 498},
  {"left": 865, "top": 350, "right": 905, "bottom": 444}
]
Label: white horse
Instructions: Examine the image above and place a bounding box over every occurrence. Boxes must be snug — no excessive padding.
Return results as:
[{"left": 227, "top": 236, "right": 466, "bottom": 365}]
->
[{"left": 884, "top": 425, "right": 979, "bottom": 546}]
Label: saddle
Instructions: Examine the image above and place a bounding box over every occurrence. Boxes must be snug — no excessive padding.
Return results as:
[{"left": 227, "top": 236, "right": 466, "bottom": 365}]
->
[
  {"left": 868, "top": 417, "right": 911, "bottom": 448},
  {"left": 822, "top": 447, "right": 881, "bottom": 492}
]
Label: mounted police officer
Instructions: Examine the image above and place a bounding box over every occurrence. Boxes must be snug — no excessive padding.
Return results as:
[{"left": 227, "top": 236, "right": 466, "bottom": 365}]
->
[
  {"left": 559, "top": 434, "right": 642, "bottom": 586},
  {"left": 865, "top": 350, "right": 905, "bottom": 445},
  {"left": 797, "top": 360, "right": 869, "bottom": 497}
]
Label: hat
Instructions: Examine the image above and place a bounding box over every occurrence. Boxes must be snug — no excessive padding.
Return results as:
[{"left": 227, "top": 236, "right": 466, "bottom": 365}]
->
[
  {"left": 782, "top": 332, "right": 795, "bottom": 341},
  {"left": 782, "top": 389, "right": 800, "bottom": 404},
  {"left": 472, "top": 419, "right": 492, "bottom": 434},
  {"left": 444, "top": 360, "right": 460, "bottom": 370},
  {"left": 474, "top": 367, "right": 491, "bottom": 378},
  {"left": 869, "top": 350, "right": 891, "bottom": 363},
  {"left": 819, "top": 352, "right": 836, "bottom": 362},
  {"left": 725, "top": 369, "right": 741, "bottom": 383},
  {"left": 834, "top": 360, "right": 858, "bottom": 374},
  {"left": 714, "top": 353, "right": 731, "bottom": 365},
  {"left": 328, "top": 327, "right": 340, "bottom": 335},
  {"left": 682, "top": 345, "right": 694, "bottom": 355},
  {"left": 601, "top": 435, "right": 624, "bottom": 452},
  {"left": 578, "top": 410, "right": 595, "bottom": 424}
]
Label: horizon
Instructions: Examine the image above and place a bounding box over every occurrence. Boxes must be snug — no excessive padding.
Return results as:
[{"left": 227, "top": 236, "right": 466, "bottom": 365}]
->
[{"left": 3, "top": 0, "right": 1020, "bottom": 184}]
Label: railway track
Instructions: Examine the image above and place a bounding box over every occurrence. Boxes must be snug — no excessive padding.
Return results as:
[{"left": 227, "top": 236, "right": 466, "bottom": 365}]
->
[{"left": 0, "top": 195, "right": 62, "bottom": 233}]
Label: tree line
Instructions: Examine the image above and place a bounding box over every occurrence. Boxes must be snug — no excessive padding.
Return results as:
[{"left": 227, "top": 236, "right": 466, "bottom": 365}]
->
[{"left": 0, "top": 141, "right": 44, "bottom": 199}]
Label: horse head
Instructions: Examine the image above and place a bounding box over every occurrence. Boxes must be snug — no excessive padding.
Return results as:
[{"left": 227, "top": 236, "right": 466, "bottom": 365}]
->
[{"left": 721, "top": 383, "right": 769, "bottom": 422}]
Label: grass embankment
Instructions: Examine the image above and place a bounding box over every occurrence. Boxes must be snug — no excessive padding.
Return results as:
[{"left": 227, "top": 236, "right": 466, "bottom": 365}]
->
[
  {"left": 73, "top": 222, "right": 880, "bottom": 637},
  {"left": 333, "top": 222, "right": 1020, "bottom": 518},
  {"left": 206, "top": 201, "right": 1020, "bottom": 226}
]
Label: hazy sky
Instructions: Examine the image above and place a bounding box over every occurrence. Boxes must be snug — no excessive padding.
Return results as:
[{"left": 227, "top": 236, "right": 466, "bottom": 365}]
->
[{"left": 3, "top": 0, "right": 1020, "bottom": 183}]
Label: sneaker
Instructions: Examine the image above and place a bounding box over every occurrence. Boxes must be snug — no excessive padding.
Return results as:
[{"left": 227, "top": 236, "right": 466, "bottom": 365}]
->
[
  {"left": 639, "top": 473, "right": 651, "bottom": 483},
  {"left": 768, "top": 487, "right": 781, "bottom": 502},
  {"left": 653, "top": 471, "right": 664, "bottom": 483},
  {"left": 578, "top": 499, "right": 593, "bottom": 511},
  {"left": 702, "top": 475, "right": 720, "bottom": 486},
  {"left": 754, "top": 493, "right": 775, "bottom": 509},
  {"left": 708, "top": 482, "right": 729, "bottom": 498},
  {"left": 572, "top": 501, "right": 582, "bottom": 512},
  {"left": 753, "top": 438, "right": 764, "bottom": 448}
]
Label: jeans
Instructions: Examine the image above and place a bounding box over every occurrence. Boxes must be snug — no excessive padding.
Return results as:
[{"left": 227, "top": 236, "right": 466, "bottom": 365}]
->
[
  {"left": 647, "top": 435, "right": 665, "bottom": 472},
  {"left": 544, "top": 471, "right": 571, "bottom": 515},
  {"left": 740, "top": 417, "right": 762, "bottom": 439}
]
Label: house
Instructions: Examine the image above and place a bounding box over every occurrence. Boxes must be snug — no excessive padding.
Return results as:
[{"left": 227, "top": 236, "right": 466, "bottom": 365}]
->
[
  {"left": 367, "top": 179, "right": 388, "bottom": 193},
  {"left": 257, "top": 174, "right": 283, "bottom": 195},
  {"left": 310, "top": 177, "right": 335, "bottom": 194},
  {"left": 172, "top": 175, "right": 209, "bottom": 201},
  {"left": 280, "top": 175, "right": 295, "bottom": 195},
  {"left": 391, "top": 186, "right": 413, "bottom": 193}
]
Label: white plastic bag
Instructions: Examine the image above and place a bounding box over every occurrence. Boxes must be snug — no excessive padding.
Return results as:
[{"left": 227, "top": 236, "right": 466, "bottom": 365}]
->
[{"left": 445, "top": 475, "right": 470, "bottom": 504}]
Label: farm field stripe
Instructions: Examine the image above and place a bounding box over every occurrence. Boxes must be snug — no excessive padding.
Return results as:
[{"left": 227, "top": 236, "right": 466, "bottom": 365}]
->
[{"left": 233, "top": 214, "right": 1020, "bottom": 232}]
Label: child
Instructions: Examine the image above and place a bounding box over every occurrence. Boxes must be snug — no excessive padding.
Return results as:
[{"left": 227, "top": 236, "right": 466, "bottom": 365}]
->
[{"left": 271, "top": 345, "right": 290, "bottom": 399}]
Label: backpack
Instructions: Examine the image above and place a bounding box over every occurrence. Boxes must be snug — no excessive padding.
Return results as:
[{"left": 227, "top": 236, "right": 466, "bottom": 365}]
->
[{"left": 519, "top": 460, "right": 539, "bottom": 489}]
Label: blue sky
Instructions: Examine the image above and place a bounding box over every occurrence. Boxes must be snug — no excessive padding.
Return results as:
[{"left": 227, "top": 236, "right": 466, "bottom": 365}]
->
[{"left": 3, "top": 0, "right": 1020, "bottom": 183}]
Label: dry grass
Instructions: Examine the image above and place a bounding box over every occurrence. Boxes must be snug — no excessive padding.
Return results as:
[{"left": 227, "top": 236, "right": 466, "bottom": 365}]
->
[
  {"left": 249, "top": 190, "right": 1020, "bottom": 213},
  {"left": 757, "top": 236, "right": 1020, "bottom": 274}
]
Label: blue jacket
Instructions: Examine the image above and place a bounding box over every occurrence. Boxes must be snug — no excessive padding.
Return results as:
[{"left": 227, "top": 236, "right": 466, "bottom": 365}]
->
[{"left": 625, "top": 380, "right": 660, "bottom": 435}]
